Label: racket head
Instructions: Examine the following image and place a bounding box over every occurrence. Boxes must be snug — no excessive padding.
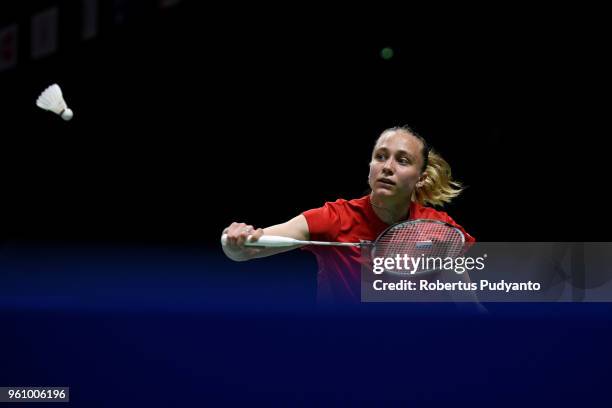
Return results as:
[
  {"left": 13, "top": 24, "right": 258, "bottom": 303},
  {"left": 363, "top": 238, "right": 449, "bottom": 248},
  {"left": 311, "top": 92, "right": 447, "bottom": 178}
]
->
[{"left": 371, "top": 219, "right": 466, "bottom": 276}]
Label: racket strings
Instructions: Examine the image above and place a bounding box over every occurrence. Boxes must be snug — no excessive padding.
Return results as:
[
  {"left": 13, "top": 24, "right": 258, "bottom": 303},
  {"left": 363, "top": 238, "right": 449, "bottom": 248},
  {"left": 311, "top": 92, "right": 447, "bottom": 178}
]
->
[{"left": 375, "top": 222, "right": 464, "bottom": 274}]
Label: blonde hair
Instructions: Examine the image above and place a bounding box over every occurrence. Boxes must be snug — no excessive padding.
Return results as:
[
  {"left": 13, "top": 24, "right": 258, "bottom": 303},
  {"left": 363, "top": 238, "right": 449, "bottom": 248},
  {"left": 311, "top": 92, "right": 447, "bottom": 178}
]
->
[
  {"left": 413, "top": 148, "right": 464, "bottom": 207},
  {"left": 379, "top": 126, "right": 465, "bottom": 207}
]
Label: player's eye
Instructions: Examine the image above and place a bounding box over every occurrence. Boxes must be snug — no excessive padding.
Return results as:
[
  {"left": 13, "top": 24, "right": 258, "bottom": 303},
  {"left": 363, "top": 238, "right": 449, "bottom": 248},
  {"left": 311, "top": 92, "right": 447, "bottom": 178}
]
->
[{"left": 398, "top": 157, "right": 411, "bottom": 165}]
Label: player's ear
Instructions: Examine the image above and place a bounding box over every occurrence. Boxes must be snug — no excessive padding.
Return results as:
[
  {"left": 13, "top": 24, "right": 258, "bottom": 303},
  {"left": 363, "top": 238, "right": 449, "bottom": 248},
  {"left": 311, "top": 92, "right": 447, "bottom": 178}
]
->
[{"left": 416, "top": 172, "right": 428, "bottom": 188}]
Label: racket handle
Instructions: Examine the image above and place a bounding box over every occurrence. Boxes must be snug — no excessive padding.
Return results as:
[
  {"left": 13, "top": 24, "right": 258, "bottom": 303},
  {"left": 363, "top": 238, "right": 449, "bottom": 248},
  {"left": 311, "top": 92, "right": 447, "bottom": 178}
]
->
[{"left": 221, "top": 234, "right": 303, "bottom": 248}]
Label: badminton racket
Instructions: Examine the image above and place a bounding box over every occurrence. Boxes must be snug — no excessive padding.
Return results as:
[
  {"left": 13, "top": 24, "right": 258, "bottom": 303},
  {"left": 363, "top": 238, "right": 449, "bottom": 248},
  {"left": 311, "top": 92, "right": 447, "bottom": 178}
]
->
[{"left": 221, "top": 219, "right": 465, "bottom": 275}]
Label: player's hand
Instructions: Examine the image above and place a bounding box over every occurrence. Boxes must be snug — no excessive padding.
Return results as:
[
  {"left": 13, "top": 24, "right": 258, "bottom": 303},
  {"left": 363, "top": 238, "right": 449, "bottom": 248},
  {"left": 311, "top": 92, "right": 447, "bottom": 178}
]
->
[{"left": 222, "top": 222, "right": 264, "bottom": 250}]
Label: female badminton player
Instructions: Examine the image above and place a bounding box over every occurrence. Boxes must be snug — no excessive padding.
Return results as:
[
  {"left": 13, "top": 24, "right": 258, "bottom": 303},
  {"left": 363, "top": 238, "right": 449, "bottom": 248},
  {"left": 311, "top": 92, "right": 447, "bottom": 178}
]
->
[{"left": 221, "top": 125, "right": 475, "bottom": 303}]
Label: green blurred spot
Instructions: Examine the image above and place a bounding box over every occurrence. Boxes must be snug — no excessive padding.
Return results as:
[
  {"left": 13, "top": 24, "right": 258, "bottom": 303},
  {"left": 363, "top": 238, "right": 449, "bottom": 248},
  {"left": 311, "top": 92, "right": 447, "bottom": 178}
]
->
[{"left": 380, "top": 47, "right": 394, "bottom": 60}]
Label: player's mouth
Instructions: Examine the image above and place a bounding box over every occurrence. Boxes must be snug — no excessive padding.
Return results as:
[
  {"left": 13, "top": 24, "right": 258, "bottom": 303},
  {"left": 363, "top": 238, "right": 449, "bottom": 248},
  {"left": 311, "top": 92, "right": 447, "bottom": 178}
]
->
[{"left": 377, "top": 178, "right": 396, "bottom": 186}]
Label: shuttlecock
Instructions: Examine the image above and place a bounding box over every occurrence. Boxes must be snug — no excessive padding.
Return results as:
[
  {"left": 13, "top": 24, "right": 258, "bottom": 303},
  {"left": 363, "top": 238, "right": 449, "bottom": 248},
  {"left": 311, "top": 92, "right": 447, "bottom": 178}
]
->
[{"left": 36, "top": 83, "right": 73, "bottom": 121}]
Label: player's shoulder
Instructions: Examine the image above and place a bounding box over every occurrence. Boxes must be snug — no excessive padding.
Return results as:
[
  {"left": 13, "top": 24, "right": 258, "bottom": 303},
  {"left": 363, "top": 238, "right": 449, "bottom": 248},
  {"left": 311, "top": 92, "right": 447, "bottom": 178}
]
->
[
  {"left": 331, "top": 196, "right": 371, "bottom": 215},
  {"left": 321, "top": 196, "right": 368, "bottom": 210},
  {"left": 411, "top": 202, "right": 452, "bottom": 223},
  {"left": 412, "top": 202, "right": 476, "bottom": 242},
  {"left": 304, "top": 197, "right": 350, "bottom": 219}
]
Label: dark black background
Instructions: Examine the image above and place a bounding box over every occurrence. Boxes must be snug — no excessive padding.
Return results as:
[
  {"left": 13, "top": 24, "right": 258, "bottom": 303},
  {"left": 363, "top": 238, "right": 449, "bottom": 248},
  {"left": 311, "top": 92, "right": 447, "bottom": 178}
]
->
[{"left": 1, "top": 1, "right": 608, "bottom": 244}]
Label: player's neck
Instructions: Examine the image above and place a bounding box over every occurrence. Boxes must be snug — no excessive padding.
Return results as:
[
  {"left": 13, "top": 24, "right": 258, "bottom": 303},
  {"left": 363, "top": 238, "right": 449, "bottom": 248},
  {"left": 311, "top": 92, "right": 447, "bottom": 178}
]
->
[{"left": 369, "top": 193, "right": 409, "bottom": 225}]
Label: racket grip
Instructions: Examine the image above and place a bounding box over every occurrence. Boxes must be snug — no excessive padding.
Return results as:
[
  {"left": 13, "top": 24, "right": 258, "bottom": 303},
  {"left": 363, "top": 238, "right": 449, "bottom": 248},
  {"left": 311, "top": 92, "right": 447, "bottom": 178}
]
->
[{"left": 220, "top": 234, "right": 302, "bottom": 248}]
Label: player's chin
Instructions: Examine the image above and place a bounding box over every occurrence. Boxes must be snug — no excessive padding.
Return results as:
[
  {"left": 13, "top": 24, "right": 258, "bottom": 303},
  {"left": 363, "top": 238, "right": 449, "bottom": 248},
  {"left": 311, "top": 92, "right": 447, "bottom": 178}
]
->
[
  {"left": 373, "top": 185, "right": 396, "bottom": 194},
  {"left": 373, "top": 186, "right": 411, "bottom": 201}
]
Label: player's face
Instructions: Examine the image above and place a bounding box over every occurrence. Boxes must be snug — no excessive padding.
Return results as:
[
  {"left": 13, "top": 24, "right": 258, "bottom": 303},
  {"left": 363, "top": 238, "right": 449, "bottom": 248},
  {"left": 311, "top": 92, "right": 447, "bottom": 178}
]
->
[{"left": 369, "top": 130, "right": 425, "bottom": 201}]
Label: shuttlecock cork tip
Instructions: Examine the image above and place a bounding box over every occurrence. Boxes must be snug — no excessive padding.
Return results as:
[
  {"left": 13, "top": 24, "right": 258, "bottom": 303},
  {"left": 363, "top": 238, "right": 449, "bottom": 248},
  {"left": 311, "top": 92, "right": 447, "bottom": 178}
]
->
[{"left": 61, "top": 108, "right": 73, "bottom": 121}]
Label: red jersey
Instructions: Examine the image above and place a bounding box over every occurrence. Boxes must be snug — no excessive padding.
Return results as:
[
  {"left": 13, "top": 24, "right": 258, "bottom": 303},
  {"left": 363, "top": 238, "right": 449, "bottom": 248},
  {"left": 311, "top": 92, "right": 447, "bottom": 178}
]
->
[{"left": 302, "top": 195, "right": 475, "bottom": 304}]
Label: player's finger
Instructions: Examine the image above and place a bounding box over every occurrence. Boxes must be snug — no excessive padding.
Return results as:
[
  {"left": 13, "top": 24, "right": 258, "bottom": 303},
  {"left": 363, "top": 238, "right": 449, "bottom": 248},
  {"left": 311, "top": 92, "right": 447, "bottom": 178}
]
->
[
  {"left": 236, "top": 230, "right": 251, "bottom": 247},
  {"left": 248, "top": 228, "right": 264, "bottom": 242},
  {"left": 226, "top": 223, "right": 247, "bottom": 245}
]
